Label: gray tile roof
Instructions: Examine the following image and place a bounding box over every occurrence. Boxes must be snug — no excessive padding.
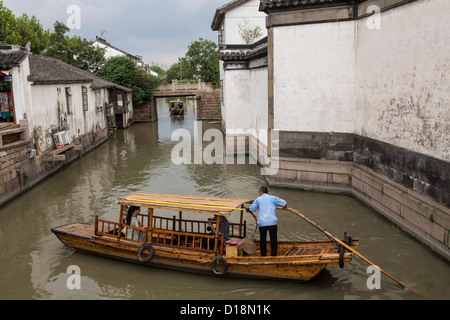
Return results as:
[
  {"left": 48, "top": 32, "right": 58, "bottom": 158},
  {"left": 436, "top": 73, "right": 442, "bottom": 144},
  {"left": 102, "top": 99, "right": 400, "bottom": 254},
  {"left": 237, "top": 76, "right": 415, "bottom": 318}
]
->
[
  {"left": 259, "top": 0, "right": 345, "bottom": 12},
  {"left": 28, "top": 55, "right": 132, "bottom": 92},
  {"left": 0, "top": 44, "right": 29, "bottom": 69}
]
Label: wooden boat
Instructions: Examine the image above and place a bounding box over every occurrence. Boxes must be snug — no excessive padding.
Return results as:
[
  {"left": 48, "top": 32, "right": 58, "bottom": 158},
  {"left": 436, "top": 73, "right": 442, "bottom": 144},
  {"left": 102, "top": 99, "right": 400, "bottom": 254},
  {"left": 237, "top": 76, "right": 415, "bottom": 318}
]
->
[
  {"left": 170, "top": 101, "right": 184, "bottom": 116},
  {"left": 52, "top": 193, "right": 359, "bottom": 282}
]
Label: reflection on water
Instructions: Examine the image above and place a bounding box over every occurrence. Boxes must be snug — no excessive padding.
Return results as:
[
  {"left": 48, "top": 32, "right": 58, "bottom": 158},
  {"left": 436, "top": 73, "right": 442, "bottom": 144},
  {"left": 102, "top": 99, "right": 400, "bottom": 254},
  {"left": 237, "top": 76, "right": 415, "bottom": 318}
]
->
[{"left": 0, "top": 98, "right": 449, "bottom": 300}]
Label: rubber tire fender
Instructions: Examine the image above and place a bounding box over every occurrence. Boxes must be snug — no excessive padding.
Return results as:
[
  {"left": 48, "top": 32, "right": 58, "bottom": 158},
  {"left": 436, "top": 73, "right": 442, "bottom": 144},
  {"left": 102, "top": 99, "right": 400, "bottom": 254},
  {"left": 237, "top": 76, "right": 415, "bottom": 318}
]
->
[
  {"left": 138, "top": 243, "right": 155, "bottom": 263},
  {"left": 211, "top": 257, "right": 228, "bottom": 276}
]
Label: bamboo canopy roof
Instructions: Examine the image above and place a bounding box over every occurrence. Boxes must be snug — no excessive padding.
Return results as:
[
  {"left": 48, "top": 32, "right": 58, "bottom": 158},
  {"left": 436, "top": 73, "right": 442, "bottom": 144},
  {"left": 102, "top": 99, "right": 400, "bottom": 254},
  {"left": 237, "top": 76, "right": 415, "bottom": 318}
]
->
[{"left": 118, "top": 193, "right": 250, "bottom": 216}]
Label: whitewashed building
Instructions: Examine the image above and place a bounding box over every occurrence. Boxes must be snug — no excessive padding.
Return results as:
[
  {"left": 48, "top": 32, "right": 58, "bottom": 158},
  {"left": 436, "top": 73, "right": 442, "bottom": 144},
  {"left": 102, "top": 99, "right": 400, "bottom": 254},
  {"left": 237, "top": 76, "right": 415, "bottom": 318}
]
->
[
  {"left": 213, "top": 0, "right": 450, "bottom": 260},
  {"left": 212, "top": 0, "right": 269, "bottom": 162},
  {"left": 93, "top": 37, "right": 157, "bottom": 76},
  {"left": 0, "top": 44, "right": 133, "bottom": 154}
]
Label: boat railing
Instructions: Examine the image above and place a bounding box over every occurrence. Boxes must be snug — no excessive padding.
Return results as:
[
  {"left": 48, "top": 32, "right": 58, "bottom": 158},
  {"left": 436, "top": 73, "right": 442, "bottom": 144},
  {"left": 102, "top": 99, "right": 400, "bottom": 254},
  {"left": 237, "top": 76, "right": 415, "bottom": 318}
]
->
[
  {"left": 95, "top": 216, "right": 226, "bottom": 254},
  {"left": 95, "top": 218, "right": 122, "bottom": 238},
  {"left": 152, "top": 215, "right": 247, "bottom": 239},
  {"left": 95, "top": 218, "right": 146, "bottom": 245},
  {"left": 150, "top": 228, "right": 221, "bottom": 253}
]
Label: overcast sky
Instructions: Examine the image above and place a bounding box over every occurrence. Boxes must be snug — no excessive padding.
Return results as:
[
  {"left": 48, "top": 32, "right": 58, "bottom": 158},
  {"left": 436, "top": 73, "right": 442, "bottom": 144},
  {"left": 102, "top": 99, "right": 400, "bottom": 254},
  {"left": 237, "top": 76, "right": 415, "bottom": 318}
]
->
[{"left": 3, "top": 0, "right": 231, "bottom": 69}]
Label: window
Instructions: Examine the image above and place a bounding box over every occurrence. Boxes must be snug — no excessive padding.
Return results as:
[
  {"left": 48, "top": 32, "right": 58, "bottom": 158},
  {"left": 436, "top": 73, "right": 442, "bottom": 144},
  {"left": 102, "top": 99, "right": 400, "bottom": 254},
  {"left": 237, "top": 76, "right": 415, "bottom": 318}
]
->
[
  {"left": 117, "top": 94, "right": 124, "bottom": 107},
  {"left": 65, "top": 87, "right": 72, "bottom": 114},
  {"left": 82, "top": 86, "right": 88, "bottom": 111},
  {"left": 219, "top": 24, "right": 225, "bottom": 48}
]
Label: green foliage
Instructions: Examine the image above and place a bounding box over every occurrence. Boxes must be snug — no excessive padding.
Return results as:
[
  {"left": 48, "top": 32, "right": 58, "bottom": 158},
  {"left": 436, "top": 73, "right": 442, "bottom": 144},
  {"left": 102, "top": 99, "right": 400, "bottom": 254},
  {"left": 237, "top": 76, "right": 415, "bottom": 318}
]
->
[
  {"left": 237, "top": 18, "right": 263, "bottom": 45},
  {"left": 166, "top": 59, "right": 195, "bottom": 84},
  {"left": 185, "top": 38, "right": 219, "bottom": 87},
  {"left": 0, "top": 2, "right": 104, "bottom": 72},
  {"left": 96, "top": 56, "right": 160, "bottom": 105},
  {"left": 149, "top": 65, "right": 166, "bottom": 77},
  {"left": 0, "top": 1, "right": 50, "bottom": 53},
  {"left": 46, "top": 21, "right": 105, "bottom": 72},
  {"left": 167, "top": 38, "right": 220, "bottom": 88}
]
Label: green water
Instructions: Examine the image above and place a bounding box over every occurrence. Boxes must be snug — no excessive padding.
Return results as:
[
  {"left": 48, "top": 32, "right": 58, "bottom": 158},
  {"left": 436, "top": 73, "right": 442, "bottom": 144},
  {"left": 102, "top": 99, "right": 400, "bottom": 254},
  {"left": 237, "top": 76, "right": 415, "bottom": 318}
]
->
[{"left": 0, "top": 99, "right": 448, "bottom": 300}]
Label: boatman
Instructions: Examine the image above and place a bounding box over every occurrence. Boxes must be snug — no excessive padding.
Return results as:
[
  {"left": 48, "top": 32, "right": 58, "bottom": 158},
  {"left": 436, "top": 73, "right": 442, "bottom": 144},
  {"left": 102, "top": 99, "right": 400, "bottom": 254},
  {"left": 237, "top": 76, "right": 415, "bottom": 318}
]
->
[{"left": 246, "top": 186, "right": 287, "bottom": 257}]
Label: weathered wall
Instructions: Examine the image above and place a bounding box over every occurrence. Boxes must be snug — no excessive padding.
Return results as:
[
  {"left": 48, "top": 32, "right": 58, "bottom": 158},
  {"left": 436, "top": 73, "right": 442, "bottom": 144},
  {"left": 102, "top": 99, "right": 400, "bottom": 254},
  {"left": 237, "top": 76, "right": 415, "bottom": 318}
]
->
[
  {"left": 134, "top": 100, "right": 158, "bottom": 122},
  {"left": 28, "top": 84, "right": 107, "bottom": 153},
  {"left": 222, "top": 0, "right": 267, "bottom": 45},
  {"left": 0, "top": 140, "right": 32, "bottom": 202},
  {"left": 11, "top": 57, "right": 32, "bottom": 122},
  {"left": 273, "top": 21, "right": 357, "bottom": 133},
  {"left": 264, "top": 0, "right": 450, "bottom": 260},
  {"left": 356, "top": 0, "right": 450, "bottom": 162},
  {"left": 223, "top": 65, "right": 268, "bottom": 161},
  {"left": 0, "top": 126, "right": 108, "bottom": 207},
  {"left": 197, "top": 90, "right": 222, "bottom": 120}
]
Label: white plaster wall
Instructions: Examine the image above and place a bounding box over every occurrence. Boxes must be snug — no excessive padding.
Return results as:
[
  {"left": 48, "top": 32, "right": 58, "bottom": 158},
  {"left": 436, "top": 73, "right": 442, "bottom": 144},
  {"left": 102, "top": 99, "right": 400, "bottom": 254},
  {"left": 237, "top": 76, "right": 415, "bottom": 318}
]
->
[
  {"left": 223, "top": 66, "right": 268, "bottom": 144},
  {"left": 11, "top": 58, "right": 32, "bottom": 123},
  {"left": 356, "top": 0, "right": 450, "bottom": 162},
  {"left": 273, "top": 21, "right": 357, "bottom": 133},
  {"left": 29, "top": 84, "right": 107, "bottom": 152},
  {"left": 224, "top": 69, "right": 250, "bottom": 131},
  {"left": 219, "top": 60, "right": 226, "bottom": 122},
  {"left": 249, "top": 67, "right": 268, "bottom": 144},
  {"left": 223, "top": 0, "right": 267, "bottom": 44},
  {"left": 223, "top": 67, "right": 266, "bottom": 161},
  {"left": 94, "top": 41, "right": 126, "bottom": 60}
]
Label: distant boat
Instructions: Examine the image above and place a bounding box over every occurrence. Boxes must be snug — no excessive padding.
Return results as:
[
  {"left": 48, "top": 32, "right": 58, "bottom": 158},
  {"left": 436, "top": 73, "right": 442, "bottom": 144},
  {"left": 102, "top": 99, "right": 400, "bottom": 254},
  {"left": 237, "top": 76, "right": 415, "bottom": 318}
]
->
[
  {"left": 51, "top": 192, "right": 359, "bottom": 282},
  {"left": 170, "top": 100, "right": 184, "bottom": 116}
]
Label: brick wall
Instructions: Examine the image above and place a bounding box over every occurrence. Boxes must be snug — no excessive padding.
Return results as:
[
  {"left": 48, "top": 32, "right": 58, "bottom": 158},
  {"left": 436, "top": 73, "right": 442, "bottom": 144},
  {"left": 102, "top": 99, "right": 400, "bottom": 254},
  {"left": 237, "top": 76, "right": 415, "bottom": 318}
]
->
[
  {"left": 0, "top": 127, "right": 109, "bottom": 206},
  {"left": 0, "top": 141, "right": 32, "bottom": 200},
  {"left": 197, "top": 90, "right": 222, "bottom": 120}
]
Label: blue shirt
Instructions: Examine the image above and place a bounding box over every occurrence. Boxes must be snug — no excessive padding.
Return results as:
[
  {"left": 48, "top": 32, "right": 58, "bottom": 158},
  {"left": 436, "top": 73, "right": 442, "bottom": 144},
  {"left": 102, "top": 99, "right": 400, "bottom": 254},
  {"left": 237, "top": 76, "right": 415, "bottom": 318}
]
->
[{"left": 249, "top": 193, "right": 287, "bottom": 227}]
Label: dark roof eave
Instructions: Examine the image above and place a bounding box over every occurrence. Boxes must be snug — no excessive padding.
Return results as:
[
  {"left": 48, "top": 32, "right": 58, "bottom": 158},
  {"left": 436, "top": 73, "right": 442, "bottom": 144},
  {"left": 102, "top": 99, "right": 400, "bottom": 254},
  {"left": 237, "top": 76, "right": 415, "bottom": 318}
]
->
[
  {"left": 30, "top": 79, "right": 93, "bottom": 86},
  {"left": 92, "top": 84, "right": 133, "bottom": 93},
  {"left": 259, "top": 0, "right": 359, "bottom": 13},
  {"left": 211, "top": 0, "right": 252, "bottom": 30},
  {"left": 27, "top": 54, "right": 133, "bottom": 93}
]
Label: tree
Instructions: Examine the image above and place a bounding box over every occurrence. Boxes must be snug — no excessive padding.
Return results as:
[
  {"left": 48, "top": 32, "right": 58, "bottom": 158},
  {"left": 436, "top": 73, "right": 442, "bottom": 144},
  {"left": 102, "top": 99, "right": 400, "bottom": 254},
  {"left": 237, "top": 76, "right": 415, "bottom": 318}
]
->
[
  {"left": 149, "top": 65, "right": 165, "bottom": 75},
  {"left": 0, "top": 1, "right": 50, "bottom": 53},
  {"left": 96, "top": 56, "right": 160, "bottom": 105},
  {"left": 1, "top": 1, "right": 104, "bottom": 72},
  {"left": 166, "top": 59, "right": 195, "bottom": 84},
  {"left": 0, "top": 1, "right": 19, "bottom": 45},
  {"left": 45, "top": 21, "right": 71, "bottom": 61},
  {"left": 184, "top": 38, "right": 220, "bottom": 87},
  {"left": 46, "top": 21, "right": 105, "bottom": 72},
  {"left": 15, "top": 14, "right": 51, "bottom": 53},
  {"left": 237, "top": 18, "right": 263, "bottom": 45}
]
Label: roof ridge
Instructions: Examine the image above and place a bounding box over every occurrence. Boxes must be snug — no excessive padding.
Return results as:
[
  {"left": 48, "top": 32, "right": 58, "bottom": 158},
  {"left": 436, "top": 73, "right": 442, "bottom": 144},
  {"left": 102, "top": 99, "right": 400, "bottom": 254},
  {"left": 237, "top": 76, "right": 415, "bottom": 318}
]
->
[{"left": 28, "top": 54, "right": 132, "bottom": 92}]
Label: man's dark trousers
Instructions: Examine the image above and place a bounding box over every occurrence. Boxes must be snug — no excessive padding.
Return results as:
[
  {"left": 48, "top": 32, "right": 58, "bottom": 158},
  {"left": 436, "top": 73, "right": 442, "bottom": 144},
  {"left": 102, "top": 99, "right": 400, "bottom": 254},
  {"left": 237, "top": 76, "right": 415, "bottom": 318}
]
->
[{"left": 259, "top": 225, "right": 278, "bottom": 256}]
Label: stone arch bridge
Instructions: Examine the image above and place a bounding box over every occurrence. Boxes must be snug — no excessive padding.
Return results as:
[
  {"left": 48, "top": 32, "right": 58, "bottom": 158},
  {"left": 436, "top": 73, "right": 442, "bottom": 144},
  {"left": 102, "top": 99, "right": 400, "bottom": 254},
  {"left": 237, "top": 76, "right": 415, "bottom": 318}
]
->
[{"left": 133, "top": 81, "right": 221, "bottom": 122}]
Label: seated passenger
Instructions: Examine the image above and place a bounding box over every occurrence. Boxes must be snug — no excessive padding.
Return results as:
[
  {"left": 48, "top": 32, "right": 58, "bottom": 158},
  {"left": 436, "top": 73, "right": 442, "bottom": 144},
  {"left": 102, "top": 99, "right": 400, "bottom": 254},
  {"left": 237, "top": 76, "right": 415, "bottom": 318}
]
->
[
  {"left": 207, "top": 215, "right": 230, "bottom": 242},
  {"left": 126, "top": 206, "right": 145, "bottom": 242}
]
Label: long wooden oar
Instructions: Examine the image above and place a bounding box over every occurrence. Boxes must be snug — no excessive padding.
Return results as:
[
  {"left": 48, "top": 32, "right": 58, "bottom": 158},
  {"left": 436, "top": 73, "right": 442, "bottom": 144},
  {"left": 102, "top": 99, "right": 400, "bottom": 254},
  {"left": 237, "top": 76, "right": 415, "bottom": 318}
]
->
[{"left": 284, "top": 207, "right": 427, "bottom": 297}]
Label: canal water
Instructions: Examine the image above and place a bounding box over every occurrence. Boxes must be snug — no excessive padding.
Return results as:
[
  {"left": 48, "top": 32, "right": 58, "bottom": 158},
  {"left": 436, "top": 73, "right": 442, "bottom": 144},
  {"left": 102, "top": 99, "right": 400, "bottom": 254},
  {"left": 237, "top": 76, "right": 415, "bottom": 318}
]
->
[{"left": 0, "top": 99, "right": 448, "bottom": 301}]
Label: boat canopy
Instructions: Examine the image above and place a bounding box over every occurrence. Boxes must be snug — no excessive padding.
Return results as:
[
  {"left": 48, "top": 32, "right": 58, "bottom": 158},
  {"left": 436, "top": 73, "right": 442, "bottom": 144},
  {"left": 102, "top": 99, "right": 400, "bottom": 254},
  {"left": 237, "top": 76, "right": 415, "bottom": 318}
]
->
[{"left": 118, "top": 193, "right": 250, "bottom": 216}]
